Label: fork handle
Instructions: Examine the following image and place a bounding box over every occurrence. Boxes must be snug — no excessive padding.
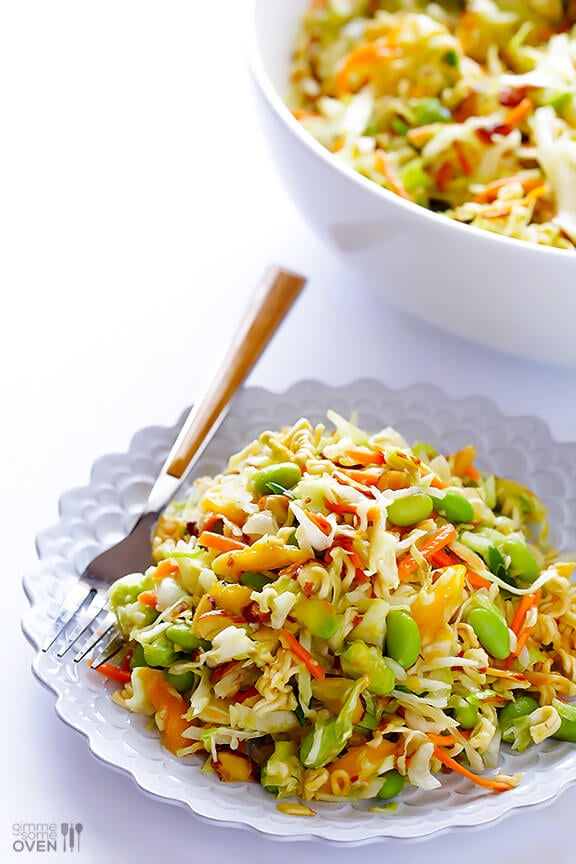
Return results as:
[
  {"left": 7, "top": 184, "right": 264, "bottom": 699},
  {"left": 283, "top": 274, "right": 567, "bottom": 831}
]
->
[{"left": 144, "top": 266, "right": 306, "bottom": 512}]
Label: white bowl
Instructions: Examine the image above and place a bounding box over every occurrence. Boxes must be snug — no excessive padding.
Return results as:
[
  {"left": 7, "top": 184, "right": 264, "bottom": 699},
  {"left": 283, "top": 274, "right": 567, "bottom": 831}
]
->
[{"left": 249, "top": 0, "right": 576, "bottom": 366}]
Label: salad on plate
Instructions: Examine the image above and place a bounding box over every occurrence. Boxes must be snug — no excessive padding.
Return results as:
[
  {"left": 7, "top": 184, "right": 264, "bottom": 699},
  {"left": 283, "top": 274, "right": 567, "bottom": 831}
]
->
[{"left": 94, "top": 412, "right": 576, "bottom": 810}]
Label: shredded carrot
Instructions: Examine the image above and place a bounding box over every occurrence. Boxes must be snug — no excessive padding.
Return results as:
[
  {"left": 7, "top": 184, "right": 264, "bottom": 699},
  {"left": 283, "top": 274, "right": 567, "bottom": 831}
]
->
[
  {"left": 435, "top": 160, "right": 455, "bottom": 192},
  {"left": 481, "top": 205, "right": 513, "bottom": 219},
  {"left": 429, "top": 475, "right": 448, "bottom": 489},
  {"left": 291, "top": 109, "right": 321, "bottom": 121},
  {"left": 466, "top": 571, "right": 492, "bottom": 590},
  {"left": 431, "top": 549, "right": 457, "bottom": 568},
  {"left": 339, "top": 468, "right": 381, "bottom": 486},
  {"left": 90, "top": 661, "right": 131, "bottom": 684},
  {"left": 432, "top": 544, "right": 491, "bottom": 590},
  {"left": 325, "top": 499, "right": 357, "bottom": 515},
  {"left": 508, "top": 591, "right": 541, "bottom": 661},
  {"left": 333, "top": 469, "right": 375, "bottom": 496},
  {"left": 137, "top": 590, "right": 158, "bottom": 607},
  {"left": 511, "top": 592, "right": 539, "bottom": 636},
  {"left": 344, "top": 449, "right": 385, "bottom": 467},
  {"left": 330, "top": 136, "right": 345, "bottom": 153},
  {"left": 304, "top": 509, "right": 333, "bottom": 536},
  {"left": 197, "top": 531, "right": 247, "bottom": 553},
  {"left": 505, "top": 97, "right": 533, "bottom": 126},
  {"left": 154, "top": 559, "right": 180, "bottom": 580},
  {"left": 280, "top": 629, "right": 325, "bottom": 680},
  {"left": 482, "top": 185, "right": 547, "bottom": 218},
  {"left": 375, "top": 149, "right": 415, "bottom": 201},
  {"left": 473, "top": 174, "right": 543, "bottom": 204},
  {"left": 432, "top": 744, "right": 513, "bottom": 792},
  {"left": 398, "top": 524, "right": 458, "bottom": 581},
  {"left": 453, "top": 140, "right": 472, "bottom": 175},
  {"left": 335, "top": 38, "right": 395, "bottom": 96},
  {"left": 427, "top": 733, "right": 458, "bottom": 747},
  {"left": 514, "top": 628, "right": 531, "bottom": 657}
]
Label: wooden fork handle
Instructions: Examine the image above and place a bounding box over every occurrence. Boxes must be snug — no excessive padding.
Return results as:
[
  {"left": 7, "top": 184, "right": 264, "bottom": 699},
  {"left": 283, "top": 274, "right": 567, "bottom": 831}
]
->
[{"left": 164, "top": 266, "right": 306, "bottom": 479}]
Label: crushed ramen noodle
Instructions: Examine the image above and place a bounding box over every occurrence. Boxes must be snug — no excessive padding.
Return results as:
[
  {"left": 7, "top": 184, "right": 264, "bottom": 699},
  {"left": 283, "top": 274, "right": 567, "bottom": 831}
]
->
[
  {"left": 289, "top": 0, "right": 576, "bottom": 250},
  {"left": 96, "top": 412, "right": 576, "bottom": 803}
]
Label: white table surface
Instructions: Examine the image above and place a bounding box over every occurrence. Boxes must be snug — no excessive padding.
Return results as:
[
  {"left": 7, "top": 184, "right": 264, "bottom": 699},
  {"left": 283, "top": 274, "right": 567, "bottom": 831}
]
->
[{"left": 3, "top": 2, "right": 576, "bottom": 861}]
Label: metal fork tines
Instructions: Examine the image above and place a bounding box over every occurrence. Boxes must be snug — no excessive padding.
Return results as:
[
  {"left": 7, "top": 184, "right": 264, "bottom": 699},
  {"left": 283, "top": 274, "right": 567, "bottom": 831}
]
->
[
  {"left": 42, "top": 580, "right": 123, "bottom": 665},
  {"left": 41, "top": 511, "right": 162, "bottom": 664}
]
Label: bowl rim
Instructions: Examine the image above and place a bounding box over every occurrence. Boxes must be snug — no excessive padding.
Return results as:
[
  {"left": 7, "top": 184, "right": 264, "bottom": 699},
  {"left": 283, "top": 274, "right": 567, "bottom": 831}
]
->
[{"left": 247, "top": 0, "right": 573, "bottom": 262}]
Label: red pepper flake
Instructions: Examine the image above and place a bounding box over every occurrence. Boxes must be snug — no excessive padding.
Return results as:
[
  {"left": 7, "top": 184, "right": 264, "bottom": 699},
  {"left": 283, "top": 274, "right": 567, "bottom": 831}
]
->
[
  {"left": 280, "top": 560, "right": 306, "bottom": 579},
  {"left": 499, "top": 86, "right": 527, "bottom": 107},
  {"left": 235, "top": 687, "right": 259, "bottom": 704},
  {"left": 244, "top": 602, "right": 271, "bottom": 623},
  {"left": 453, "top": 92, "right": 478, "bottom": 122},
  {"left": 303, "top": 582, "right": 314, "bottom": 598},
  {"left": 475, "top": 123, "right": 513, "bottom": 144}
]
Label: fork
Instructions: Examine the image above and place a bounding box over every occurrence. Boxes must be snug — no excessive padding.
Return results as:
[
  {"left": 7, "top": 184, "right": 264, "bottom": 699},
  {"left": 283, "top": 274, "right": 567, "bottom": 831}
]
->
[{"left": 42, "top": 265, "right": 306, "bottom": 666}]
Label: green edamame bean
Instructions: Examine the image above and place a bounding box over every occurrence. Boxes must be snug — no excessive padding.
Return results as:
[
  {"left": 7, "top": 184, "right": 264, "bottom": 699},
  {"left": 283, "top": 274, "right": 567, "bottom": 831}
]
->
[
  {"left": 165, "top": 624, "right": 207, "bottom": 652},
  {"left": 376, "top": 770, "right": 405, "bottom": 800},
  {"left": 467, "top": 606, "right": 510, "bottom": 660},
  {"left": 552, "top": 698, "right": 576, "bottom": 742},
  {"left": 240, "top": 571, "right": 271, "bottom": 590},
  {"left": 499, "top": 696, "right": 539, "bottom": 737},
  {"left": 502, "top": 539, "right": 539, "bottom": 583},
  {"left": 432, "top": 492, "right": 474, "bottom": 524},
  {"left": 340, "top": 642, "right": 396, "bottom": 696},
  {"left": 142, "top": 635, "right": 178, "bottom": 667},
  {"left": 451, "top": 695, "right": 478, "bottom": 729},
  {"left": 387, "top": 492, "right": 433, "bottom": 527},
  {"left": 163, "top": 669, "right": 195, "bottom": 693},
  {"left": 385, "top": 610, "right": 421, "bottom": 669},
  {"left": 252, "top": 462, "right": 302, "bottom": 495}
]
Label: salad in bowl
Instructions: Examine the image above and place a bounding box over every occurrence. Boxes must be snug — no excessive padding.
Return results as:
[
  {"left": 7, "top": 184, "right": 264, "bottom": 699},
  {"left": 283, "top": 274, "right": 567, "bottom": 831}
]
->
[{"left": 289, "top": 0, "right": 576, "bottom": 250}]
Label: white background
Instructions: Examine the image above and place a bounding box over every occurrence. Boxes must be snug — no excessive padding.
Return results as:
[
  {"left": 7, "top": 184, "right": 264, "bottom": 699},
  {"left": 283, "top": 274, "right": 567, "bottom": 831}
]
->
[{"left": 3, "top": 1, "right": 576, "bottom": 861}]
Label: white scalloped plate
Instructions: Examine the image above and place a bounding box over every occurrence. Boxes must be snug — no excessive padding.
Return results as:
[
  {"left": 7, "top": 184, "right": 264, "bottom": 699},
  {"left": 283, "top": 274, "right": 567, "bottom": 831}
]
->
[{"left": 22, "top": 381, "right": 576, "bottom": 844}]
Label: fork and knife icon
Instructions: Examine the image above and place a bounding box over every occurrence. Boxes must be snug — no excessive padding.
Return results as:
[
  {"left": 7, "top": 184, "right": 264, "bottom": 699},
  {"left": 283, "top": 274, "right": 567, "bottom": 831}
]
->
[{"left": 60, "top": 823, "right": 83, "bottom": 852}]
